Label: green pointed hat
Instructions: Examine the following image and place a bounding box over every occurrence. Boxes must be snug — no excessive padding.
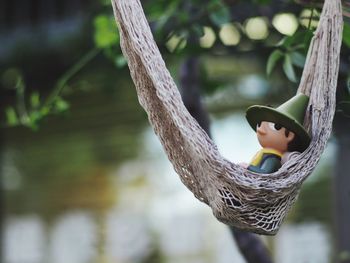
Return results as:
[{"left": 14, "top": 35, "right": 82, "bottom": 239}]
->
[{"left": 246, "top": 93, "right": 311, "bottom": 151}]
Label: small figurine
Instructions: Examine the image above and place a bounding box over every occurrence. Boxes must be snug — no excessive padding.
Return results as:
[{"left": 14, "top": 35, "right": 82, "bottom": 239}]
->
[{"left": 244, "top": 93, "right": 311, "bottom": 174}]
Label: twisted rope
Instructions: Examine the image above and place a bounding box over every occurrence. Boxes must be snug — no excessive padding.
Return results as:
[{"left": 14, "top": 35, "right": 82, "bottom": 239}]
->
[{"left": 111, "top": 0, "right": 343, "bottom": 234}]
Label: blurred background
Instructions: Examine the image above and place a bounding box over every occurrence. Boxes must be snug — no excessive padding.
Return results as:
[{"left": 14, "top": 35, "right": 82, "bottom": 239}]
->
[{"left": 1, "top": 0, "right": 350, "bottom": 262}]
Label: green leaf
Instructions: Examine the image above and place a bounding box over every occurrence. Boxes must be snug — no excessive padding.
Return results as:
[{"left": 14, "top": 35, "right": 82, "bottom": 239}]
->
[
  {"left": 343, "top": 23, "right": 350, "bottom": 48},
  {"left": 266, "top": 50, "right": 284, "bottom": 75},
  {"left": 283, "top": 54, "right": 297, "bottom": 82},
  {"left": 93, "top": 15, "right": 119, "bottom": 48},
  {"left": 151, "top": 1, "right": 179, "bottom": 36},
  {"left": 191, "top": 25, "right": 205, "bottom": 38},
  {"left": 147, "top": 0, "right": 179, "bottom": 22},
  {"left": 1, "top": 68, "right": 22, "bottom": 89},
  {"left": 28, "top": 110, "right": 43, "bottom": 130},
  {"left": 277, "top": 35, "right": 294, "bottom": 48},
  {"left": 290, "top": 52, "right": 306, "bottom": 68},
  {"left": 40, "top": 106, "right": 50, "bottom": 117},
  {"left": 115, "top": 55, "right": 127, "bottom": 68},
  {"left": 209, "top": 2, "right": 230, "bottom": 26},
  {"left": 5, "top": 107, "right": 19, "bottom": 126},
  {"left": 54, "top": 98, "right": 70, "bottom": 113},
  {"left": 30, "top": 92, "right": 40, "bottom": 108},
  {"left": 277, "top": 29, "right": 313, "bottom": 50},
  {"left": 100, "top": 0, "right": 111, "bottom": 6},
  {"left": 178, "top": 11, "right": 189, "bottom": 24}
]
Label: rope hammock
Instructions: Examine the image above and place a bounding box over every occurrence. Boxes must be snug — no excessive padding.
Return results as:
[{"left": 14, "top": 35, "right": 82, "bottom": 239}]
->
[{"left": 111, "top": 0, "right": 343, "bottom": 235}]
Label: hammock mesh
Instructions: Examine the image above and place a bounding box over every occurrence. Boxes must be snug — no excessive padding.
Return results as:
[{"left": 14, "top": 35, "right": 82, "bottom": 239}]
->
[{"left": 111, "top": 0, "right": 343, "bottom": 235}]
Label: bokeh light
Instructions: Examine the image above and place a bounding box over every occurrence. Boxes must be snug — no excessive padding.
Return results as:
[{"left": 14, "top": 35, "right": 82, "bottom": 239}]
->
[
  {"left": 245, "top": 17, "right": 269, "bottom": 40},
  {"left": 219, "top": 23, "right": 241, "bottom": 46},
  {"left": 272, "top": 13, "right": 299, "bottom": 36},
  {"left": 200, "top": 27, "right": 216, "bottom": 48},
  {"left": 166, "top": 34, "right": 187, "bottom": 52},
  {"left": 300, "top": 9, "right": 319, "bottom": 28}
]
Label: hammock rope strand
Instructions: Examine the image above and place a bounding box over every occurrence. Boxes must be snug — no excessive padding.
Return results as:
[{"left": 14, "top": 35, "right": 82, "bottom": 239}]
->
[{"left": 111, "top": 0, "right": 343, "bottom": 235}]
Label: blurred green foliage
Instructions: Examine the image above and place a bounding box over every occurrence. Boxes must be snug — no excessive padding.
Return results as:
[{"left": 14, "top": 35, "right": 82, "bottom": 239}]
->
[
  {"left": 2, "top": 0, "right": 350, "bottom": 128},
  {"left": 93, "top": 15, "right": 119, "bottom": 49},
  {"left": 267, "top": 29, "right": 313, "bottom": 82},
  {"left": 1, "top": 68, "right": 70, "bottom": 130},
  {"left": 4, "top": 71, "right": 147, "bottom": 217}
]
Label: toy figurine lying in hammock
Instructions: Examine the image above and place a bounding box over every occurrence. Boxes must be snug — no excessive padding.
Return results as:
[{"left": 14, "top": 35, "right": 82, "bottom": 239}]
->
[{"left": 243, "top": 93, "right": 311, "bottom": 174}]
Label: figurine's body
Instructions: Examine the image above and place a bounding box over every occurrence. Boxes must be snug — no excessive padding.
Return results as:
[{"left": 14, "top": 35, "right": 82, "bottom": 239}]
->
[
  {"left": 248, "top": 148, "right": 282, "bottom": 173},
  {"left": 245, "top": 93, "right": 311, "bottom": 174}
]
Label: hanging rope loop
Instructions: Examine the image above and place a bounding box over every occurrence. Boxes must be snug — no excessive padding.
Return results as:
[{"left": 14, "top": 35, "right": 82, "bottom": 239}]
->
[{"left": 111, "top": 0, "right": 343, "bottom": 235}]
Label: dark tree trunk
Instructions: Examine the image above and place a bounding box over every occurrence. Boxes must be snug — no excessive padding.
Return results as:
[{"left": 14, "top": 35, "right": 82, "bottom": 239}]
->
[
  {"left": 230, "top": 228, "right": 273, "bottom": 263},
  {"left": 179, "top": 56, "right": 273, "bottom": 263},
  {"left": 333, "top": 132, "right": 350, "bottom": 263},
  {"left": 179, "top": 57, "right": 211, "bottom": 135},
  {"left": 333, "top": 77, "right": 350, "bottom": 263}
]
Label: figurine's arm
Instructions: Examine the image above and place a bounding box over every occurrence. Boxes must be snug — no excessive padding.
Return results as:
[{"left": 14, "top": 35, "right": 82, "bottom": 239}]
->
[{"left": 248, "top": 156, "right": 281, "bottom": 174}]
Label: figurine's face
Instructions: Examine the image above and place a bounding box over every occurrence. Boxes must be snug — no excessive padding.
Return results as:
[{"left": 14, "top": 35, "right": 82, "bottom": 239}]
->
[{"left": 256, "top": 121, "right": 295, "bottom": 153}]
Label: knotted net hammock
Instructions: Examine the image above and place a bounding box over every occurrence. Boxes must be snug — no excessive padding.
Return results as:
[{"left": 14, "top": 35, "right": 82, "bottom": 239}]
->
[{"left": 111, "top": 0, "right": 343, "bottom": 235}]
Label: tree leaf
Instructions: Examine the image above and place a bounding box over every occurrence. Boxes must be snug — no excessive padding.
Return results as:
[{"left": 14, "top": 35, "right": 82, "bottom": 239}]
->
[
  {"left": 266, "top": 50, "right": 284, "bottom": 76},
  {"left": 343, "top": 23, "right": 350, "bottom": 48},
  {"left": 115, "top": 55, "right": 127, "bottom": 68},
  {"left": 283, "top": 54, "right": 297, "bottom": 82},
  {"left": 1, "top": 68, "right": 22, "bottom": 89},
  {"left": 5, "top": 107, "right": 19, "bottom": 126},
  {"left": 93, "top": 15, "right": 119, "bottom": 48},
  {"left": 54, "top": 98, "right": 70, "bottom": 113},
  {"left": 209, "top": 2, "right": 230, "bottom": 26},
  {"left": 290, "top": 51, "right": 306, "bottom": 68},
  {"left": 28, "top": 110, "right": 43, "bottom": 130},
  {"left": 277, "top": 29, "right": 313, "bottom": 50},
  {"left": 277, "top": 36, "right": 292, "bottom": 48},
  {"left": 192, "top": 25, "right": 205, "bottom": 38},
  {"left": 30, "top": 92, "right": 40, "bottom": 108}
]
